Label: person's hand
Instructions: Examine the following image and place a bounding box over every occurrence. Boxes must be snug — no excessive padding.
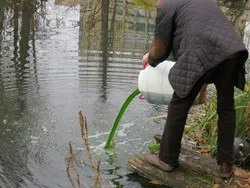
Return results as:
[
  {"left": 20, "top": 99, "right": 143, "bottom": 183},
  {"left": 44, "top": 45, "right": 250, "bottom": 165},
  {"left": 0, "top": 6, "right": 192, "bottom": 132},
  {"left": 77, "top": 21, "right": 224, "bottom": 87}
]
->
[{"left": 142, "top": 52, "right": 149, "bottom": 69}]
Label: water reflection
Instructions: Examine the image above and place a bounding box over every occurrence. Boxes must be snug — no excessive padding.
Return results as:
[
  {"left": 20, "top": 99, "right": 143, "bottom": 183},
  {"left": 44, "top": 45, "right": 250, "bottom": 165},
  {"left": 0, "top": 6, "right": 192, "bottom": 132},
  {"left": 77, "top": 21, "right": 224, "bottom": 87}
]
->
[
  {"left": 0, "top": 0, "right": 168, "bottom": 187},
  {"left": 0, "top": 1, "right": 33, "bottom": 186},
  {"left": 78, "top": 0, "right": 156, "bottom": 101}
]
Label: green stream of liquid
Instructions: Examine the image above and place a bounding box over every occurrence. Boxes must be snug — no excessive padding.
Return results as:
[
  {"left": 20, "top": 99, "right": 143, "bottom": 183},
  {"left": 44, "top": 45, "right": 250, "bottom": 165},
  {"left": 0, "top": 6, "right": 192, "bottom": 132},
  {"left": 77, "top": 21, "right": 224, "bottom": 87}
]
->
[{"left": 105, "top": 89, "right": 141, "bottom": 149}]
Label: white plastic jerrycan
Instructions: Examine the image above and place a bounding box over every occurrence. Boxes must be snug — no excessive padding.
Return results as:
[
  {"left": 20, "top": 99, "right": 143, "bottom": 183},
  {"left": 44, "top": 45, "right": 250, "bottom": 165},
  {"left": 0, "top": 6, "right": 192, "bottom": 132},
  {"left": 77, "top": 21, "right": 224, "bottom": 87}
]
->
[{"left": 138, "top": 60, "right": 175, "bottom": 105}]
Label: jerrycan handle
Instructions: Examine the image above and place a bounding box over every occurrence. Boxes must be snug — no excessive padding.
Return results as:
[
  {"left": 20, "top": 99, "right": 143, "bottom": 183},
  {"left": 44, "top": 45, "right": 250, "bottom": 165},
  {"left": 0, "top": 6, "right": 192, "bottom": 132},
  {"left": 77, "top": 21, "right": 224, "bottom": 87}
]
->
[{"left": 139, "top": 94, "right": 145, "bottom": 100}]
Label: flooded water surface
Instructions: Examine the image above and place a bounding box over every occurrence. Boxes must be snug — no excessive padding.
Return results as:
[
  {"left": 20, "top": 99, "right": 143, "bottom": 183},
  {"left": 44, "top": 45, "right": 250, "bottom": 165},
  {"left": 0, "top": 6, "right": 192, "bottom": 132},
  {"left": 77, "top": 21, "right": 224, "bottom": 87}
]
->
[{"left": 0, "top": 0, "right": 168, "bottom": 187}]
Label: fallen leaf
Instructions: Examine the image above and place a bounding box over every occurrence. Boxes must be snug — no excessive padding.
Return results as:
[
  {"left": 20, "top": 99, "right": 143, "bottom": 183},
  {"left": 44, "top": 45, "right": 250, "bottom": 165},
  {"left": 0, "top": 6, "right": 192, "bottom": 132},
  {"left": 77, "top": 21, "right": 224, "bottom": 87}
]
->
[
  {"left": 246, "top": 177, "right": 250, "bottom": 185},
  {"left": 234, "top": 168, "right": 250, "bottom": 179},
  {"left": 212, "top": 183, "right": 220, "bottom": 188},
  {"left": 200, "top": 149, "right": 209, "bottom": 154},
  {"left": 149, "top": 180, "right": 161, "bottom": 185},
  {"left": 235, "top": 180, "right": 250, "bottom": 188},
  {"left": 199, "top": 149, "right": 211, "bottom": 156}
]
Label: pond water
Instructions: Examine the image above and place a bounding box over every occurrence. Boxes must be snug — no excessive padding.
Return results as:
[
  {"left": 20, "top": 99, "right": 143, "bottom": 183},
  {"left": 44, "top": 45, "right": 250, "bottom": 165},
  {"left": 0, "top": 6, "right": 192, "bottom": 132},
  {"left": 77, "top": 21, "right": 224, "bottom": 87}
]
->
[{"left": 0, "top": 0, "right": 169, "bottom": 187}]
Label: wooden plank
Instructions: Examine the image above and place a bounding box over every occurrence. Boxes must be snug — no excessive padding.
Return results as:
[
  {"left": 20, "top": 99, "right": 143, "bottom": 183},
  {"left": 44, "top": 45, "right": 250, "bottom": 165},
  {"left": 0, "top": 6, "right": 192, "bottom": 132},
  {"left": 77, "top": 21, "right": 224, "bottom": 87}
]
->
[
  {"left": 128, "top": 150, "right": 220, "bottom": 188},
  {"left": 127, "top": 136, "right": 250, "bottom": 187}
]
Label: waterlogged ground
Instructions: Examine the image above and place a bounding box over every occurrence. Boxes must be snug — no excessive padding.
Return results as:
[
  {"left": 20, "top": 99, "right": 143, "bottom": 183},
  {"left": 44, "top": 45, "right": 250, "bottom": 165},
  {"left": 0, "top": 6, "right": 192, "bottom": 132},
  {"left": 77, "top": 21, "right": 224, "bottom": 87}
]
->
[{"left": 0, "top": 1, "right": 169, "bottom": 187}]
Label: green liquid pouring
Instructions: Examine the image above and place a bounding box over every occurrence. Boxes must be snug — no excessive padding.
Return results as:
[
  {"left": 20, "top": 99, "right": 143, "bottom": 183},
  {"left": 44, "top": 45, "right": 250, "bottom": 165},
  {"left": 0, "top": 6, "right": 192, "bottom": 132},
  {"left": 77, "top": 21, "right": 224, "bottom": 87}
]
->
[{"left": 105, "top": 89, "right": 141, "bottom": 149}]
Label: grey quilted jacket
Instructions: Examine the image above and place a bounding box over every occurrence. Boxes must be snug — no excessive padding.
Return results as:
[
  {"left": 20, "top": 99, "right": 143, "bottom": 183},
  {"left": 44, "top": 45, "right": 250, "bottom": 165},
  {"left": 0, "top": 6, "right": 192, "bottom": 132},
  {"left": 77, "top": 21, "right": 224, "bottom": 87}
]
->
[{"left": 152, "top": 0, "right": 248, "bottom": 98}]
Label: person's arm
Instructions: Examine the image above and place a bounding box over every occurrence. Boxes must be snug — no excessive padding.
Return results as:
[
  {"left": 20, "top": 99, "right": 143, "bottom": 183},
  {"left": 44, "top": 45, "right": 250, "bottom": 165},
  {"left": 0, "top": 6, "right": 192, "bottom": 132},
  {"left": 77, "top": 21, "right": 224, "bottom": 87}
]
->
[
  {"left": 148, "top": 2, "right": 176, "bottom": 67},
  {"left": 148, "top": 36, "right": 168, "bottom": 67}
]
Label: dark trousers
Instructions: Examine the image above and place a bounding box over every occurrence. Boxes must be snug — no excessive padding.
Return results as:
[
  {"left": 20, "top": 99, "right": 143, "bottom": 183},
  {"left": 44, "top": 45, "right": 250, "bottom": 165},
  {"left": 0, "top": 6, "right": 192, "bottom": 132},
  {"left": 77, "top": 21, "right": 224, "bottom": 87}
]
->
[{"left": 159, "top": 56, "right": 240, "bottom": 165}]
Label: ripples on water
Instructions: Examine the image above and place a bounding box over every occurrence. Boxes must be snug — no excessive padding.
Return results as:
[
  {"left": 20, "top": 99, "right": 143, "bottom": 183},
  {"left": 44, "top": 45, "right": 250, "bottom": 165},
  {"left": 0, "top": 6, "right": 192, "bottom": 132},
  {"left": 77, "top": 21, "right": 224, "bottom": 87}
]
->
[{"left": 0, "top": 1, "right": 168, "bottom": 187}]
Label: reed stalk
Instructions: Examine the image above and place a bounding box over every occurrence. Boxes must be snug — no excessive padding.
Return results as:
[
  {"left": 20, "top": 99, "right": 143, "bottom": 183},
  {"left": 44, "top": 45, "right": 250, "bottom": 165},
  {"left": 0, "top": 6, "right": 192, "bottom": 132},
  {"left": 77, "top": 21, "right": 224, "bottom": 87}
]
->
[
  {"left": 78, "top": 111, "right": 104, "bottom": 188},
  {"left": 66, "top": 141, "right": 81, "bottom": 188}
]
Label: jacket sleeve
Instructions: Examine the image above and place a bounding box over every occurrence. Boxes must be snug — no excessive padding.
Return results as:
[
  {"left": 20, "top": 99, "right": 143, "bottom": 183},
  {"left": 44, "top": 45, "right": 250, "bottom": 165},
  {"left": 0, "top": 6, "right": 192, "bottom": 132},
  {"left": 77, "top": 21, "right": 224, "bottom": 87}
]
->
[{"left": 149, "top": 3, "right": 176, "bottom": 67}]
